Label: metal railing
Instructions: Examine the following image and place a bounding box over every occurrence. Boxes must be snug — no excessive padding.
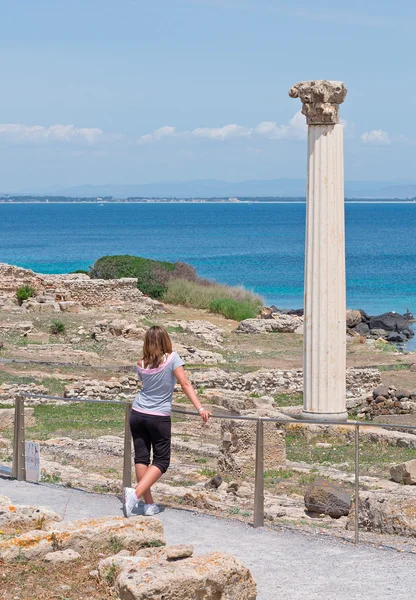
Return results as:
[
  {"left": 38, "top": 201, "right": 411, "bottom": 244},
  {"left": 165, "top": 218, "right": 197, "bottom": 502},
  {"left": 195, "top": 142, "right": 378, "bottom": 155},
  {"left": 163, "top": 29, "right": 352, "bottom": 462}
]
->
[{"left": 5, "top": 391, "right": 416, "bottom": 545}]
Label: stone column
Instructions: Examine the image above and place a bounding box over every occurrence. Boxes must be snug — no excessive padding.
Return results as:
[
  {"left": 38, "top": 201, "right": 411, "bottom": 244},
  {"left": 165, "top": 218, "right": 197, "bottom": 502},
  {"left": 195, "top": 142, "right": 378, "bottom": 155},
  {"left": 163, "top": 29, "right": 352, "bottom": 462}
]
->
[{"left": 289, "top": 80, "right": 348, "bottom": 421}]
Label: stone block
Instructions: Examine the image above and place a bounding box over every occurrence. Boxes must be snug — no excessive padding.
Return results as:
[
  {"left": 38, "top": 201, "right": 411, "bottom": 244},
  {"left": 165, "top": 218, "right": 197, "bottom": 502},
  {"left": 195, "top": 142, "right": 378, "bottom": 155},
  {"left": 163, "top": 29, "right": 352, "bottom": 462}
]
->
[
  {"left": 44, "top": 549, "right": 80, "bottom": 563},
  {"left": 348, "top": 488, "right": 416, "bottom": 537},
  {"left": 304, "top": 478, "right": 351, "bottom": 518},
  {"left": 26, "top": 332, "right": 50, "bottom": 343},
  {"left": 59, "top": 301, "right": 80, "bottom": 313},
  {"left": 0, "top": 515, "right": 165, "bottom": 561},
  {"left": 390, "top": 459, "right": 416, "bottom": 485},
  {"left": 115, "top": 551, "right": 257, "bottom": 600}
]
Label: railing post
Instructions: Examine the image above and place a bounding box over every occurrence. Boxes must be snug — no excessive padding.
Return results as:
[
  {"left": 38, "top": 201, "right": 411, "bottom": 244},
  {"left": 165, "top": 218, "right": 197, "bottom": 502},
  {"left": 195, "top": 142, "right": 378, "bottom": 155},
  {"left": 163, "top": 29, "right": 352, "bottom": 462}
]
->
[
  {"left": 354, "top": 423, "right": 360, "bottom": 544},
  {"left": 12, "top": 395, "right": 26, "bottom": 481},
  {"left": 123, "top": 403, "right": 132, "bottom": 489},
  {"left": 253, "top": 419, "right": 264, "bottom": 528}
]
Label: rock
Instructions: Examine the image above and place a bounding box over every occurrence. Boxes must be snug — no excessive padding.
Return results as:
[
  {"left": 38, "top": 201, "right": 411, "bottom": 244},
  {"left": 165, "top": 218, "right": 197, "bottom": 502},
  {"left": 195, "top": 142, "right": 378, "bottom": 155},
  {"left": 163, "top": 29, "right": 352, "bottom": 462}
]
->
[
  {"left": 346, "top": 309, "right": 362, "bottom": 328},
  {"left": 44, "top": 549, "right": 81, "bottom": 564},
  {"left": 25, "top": 332, "right": 50, "bottom": 343},
  {"left": 370, "top": 328, "right": 387, "bottom": 338},
  {"left": 386, "top": 331, "right": 406, "bottom": 343},
  {"left": 354, "top": 322, "right": 369, "bottom": 335},
  {"left": 304, "top": 478, "right": 351, "bottom": 518},
  {"left": 396, "top": 390, "right": 410, "bottom": 400},
  {"left": 174, "top": 343, "right": 225, "bottom": 365},
  {"left": 373, "top": 385, "right": 389, "bottom": 399},
  {"left": 260, "top": 307, "right": 274, "bottom": 319},
  {"left": 0, "top": 515, "right": 165, "bottom": 561},
  {"left": 237, "top": 315, "right": 303, "bottom": 334},
  {"left": 359, "top": 310, "right": 371, "bottom": 324},
  {"left": 349, "top": 488, "right": 416, "bottom": 537},
  {"left": 59, "top": 301, "right": 80, "bottom": 313},
  {"left": 205, "top": 474, "right": 223, "bottom": 489},
  {"left": 390, "top": 460, "right": 416, "bottom": 484},
  {"left": 166, "top": 544, "right": 194, "bottom": 560},
  {"left": 369, "top": 312, "right": 409, "bottom": 332},
  {"left": 165, "top": 320, "right": 224, "bottom": 347},
  {"left": 0, "top": 500, "right": 60, "bottom": 528},
  {"left": 114, "top": 551, "right": 257, "bottom": 600}
]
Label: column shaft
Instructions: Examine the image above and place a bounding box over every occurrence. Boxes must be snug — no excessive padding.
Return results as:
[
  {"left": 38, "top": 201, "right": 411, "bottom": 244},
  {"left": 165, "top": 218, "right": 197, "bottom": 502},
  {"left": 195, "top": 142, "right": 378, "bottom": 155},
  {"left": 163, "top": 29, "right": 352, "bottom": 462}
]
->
[{"left": 302, "top": 123, "right": 347, "bottom": 420}]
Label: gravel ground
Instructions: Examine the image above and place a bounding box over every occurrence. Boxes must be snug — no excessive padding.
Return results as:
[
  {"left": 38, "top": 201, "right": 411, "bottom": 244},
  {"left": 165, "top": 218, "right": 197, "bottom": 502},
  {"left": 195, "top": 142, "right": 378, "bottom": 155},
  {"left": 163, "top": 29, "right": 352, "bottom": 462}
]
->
[{"left": 1, "top": 478, "right": 415, "bottom": 600}]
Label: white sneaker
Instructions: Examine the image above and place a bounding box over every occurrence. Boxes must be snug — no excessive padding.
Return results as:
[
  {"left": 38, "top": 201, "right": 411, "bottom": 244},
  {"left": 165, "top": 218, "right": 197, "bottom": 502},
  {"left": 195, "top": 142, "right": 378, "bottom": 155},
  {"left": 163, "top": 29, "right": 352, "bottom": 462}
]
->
[
  {"left": 144, "top": 503, "right": 160, "bottom": 516},
  {"left": 123, "top": 487, "right": 138, "bottom": 518}
]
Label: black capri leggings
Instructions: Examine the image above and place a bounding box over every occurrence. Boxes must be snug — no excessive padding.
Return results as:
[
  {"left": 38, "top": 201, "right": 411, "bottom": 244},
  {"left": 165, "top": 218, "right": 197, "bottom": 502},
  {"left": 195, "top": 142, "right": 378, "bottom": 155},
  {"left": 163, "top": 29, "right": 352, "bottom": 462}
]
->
[{"left": 130, "top": 410, "right": 171, "bottom": 474}]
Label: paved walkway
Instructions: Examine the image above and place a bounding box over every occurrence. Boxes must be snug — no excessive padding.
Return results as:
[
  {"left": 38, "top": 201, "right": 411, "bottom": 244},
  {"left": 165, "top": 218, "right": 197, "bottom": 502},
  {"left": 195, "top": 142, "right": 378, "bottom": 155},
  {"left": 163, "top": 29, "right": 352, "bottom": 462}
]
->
[{"left": 1, "top": 478, "right": 415, "bottom": 600}]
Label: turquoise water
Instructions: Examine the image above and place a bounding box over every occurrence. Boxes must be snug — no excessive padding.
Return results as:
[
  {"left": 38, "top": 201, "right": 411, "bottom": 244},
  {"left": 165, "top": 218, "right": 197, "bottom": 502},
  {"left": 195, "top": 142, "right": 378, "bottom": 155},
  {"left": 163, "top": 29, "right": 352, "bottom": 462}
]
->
[{"left": 1, "top": 202, "right": 415, "bottom": 315}]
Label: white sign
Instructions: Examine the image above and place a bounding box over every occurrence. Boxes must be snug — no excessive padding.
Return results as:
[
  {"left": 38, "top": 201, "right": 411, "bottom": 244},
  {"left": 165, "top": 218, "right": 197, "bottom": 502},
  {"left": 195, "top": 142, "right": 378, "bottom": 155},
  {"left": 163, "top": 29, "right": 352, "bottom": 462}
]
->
[{"left": 25, "top": 441, "right": 40, "bottom": 483}]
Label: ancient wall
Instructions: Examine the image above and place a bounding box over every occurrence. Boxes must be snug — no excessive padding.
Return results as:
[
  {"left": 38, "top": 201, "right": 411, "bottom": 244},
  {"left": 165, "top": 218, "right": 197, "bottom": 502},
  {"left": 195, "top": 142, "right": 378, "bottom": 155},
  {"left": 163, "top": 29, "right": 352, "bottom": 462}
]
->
[{"left": 0, "top": 262, "right": 160, "bottom": 311}]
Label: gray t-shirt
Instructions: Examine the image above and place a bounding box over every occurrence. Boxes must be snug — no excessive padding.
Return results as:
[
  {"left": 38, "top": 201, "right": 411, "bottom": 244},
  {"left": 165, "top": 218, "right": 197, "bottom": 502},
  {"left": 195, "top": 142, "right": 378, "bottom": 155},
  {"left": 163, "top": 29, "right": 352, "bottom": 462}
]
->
[{"left": 132, "top": 352, "right": 185, "bottom": 415}]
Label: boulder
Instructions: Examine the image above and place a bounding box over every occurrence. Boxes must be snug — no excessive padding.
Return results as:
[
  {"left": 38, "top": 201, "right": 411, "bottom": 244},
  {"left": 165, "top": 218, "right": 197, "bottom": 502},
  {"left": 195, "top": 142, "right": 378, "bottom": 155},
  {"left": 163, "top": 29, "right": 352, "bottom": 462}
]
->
[
  {"left": 369, "top": 312, "right": 408, "bottom": 332},
  {"left": 386, "top": 332, "right": 406, "bottom": 343},
  {"left": 260, "top": 307, "right": 274, "bottom": 319},
  {"left": 0, "top": 498, "right": 60, "bottom": 528},
  {"left": 390, "top": 459, "right": 416, "bottom": 485},
  {"left": 349, "top": 488, "right": 416, "bottom": 537},
  {"left": 167, "top": 544, "right": 194, "bottom": 560},
  {"left": 370, "top": 328, "right": 387, "bottom": 338},
  {"left": 346, "top": 309, "right": 362, "bottom": 328},
  {"left": 354, "top": 322, "right": 369, "bottom": 336},
  {"left": 373, "top": 385, "right": 389, "bottom": 399},
  {"left": 304, "top": 478, "right": 351, "bottom": 518},
  {"left": 44, "top": 549, "right": 81, "bottom": 564},
  {"left": 0, "top": 515, "right": 165, "bottom": 561},
  {"left": 25, "top": 332, "right": 50, "bottom": 343},
  {"left": 359, "top": 310, "right": 371, "bottom": 324},
  {"left": 237, "top": 314, "right": 303, "bottom": 334},
  {"left": 59, "top": 301, "right": 80, "bottom": 313},
  {"left": 115, "top": 551, "right": 257, "bottom": 600}
]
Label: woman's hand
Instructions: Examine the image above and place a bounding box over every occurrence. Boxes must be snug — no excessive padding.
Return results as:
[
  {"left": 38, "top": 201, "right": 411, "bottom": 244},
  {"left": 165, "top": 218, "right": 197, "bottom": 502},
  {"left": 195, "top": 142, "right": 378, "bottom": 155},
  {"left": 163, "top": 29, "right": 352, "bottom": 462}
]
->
[{"left": 199, "top": 409, "right": 212, "bottom": 423}]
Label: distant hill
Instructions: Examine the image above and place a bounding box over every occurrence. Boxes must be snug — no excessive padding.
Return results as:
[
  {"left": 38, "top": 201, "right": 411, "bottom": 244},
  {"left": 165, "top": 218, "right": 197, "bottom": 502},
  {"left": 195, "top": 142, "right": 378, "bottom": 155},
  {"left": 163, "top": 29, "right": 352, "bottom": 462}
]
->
[{"left": 4, "top": 179, "right": 416, "bottom": 199}]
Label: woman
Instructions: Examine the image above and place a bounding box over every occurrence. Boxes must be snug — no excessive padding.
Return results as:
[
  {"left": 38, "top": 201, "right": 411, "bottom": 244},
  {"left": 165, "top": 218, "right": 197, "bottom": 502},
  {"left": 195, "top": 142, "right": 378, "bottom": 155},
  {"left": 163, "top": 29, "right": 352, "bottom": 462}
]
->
[{"left": 123, "top": 325, "right": 211, "bottom": 518}]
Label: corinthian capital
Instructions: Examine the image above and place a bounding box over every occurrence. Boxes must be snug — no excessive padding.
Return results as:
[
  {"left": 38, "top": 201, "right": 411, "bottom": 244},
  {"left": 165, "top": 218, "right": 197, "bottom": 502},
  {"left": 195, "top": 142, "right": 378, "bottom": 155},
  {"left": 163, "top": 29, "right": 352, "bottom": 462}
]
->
[{"left": 288, "top": 80, "right": 347, "bottom": 125}]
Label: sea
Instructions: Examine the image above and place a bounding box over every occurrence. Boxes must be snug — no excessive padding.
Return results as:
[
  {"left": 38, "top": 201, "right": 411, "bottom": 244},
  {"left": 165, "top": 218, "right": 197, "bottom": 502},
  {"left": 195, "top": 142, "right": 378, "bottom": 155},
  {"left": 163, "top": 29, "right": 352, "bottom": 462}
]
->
[{"left": 1, "top": 202, "right": 415, "bottom": 317}]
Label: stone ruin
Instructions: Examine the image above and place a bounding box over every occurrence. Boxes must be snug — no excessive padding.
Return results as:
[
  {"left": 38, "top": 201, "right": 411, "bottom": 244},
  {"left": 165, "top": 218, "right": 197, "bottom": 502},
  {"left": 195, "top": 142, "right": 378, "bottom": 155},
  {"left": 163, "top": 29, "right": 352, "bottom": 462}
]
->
[{"left": 0, "top": 262, "right": 163, "bottom": 313}]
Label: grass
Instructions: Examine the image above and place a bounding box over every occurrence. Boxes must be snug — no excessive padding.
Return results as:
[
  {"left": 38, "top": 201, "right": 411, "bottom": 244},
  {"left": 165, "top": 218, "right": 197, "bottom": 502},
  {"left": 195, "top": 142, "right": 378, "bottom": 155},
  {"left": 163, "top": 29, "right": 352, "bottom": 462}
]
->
[
  {"left": 198, "top": 468, "right": 217, "bottom": 478},
  {"left": 274, "top": 393, "right": 303, "bottom": 407},
  {"left": 50, "top": 319, "right": 66, "bottom": 335},
  {"left": 264, "top": 468, "right": 295, "bottom": 480},
  {"left": 375, "top": 339, "right": 398, "bottom": 353},
  {"left": 162, "top": 278, "right": 263, "bottom": 320},
  {"left": 378, "top": 363, "right": 411, "bottom": 371},
  {"left": 142, "top": 539, "right": 164, "bottom": 548},
  {"left": 27, "top": 402, "right": 125, "bottom": 440},
  {"left": 285, "top": 430, "right": 416, "bottom": 478},
  {"left": 108, "top": 535, "right": 124, "bottom": 554}
]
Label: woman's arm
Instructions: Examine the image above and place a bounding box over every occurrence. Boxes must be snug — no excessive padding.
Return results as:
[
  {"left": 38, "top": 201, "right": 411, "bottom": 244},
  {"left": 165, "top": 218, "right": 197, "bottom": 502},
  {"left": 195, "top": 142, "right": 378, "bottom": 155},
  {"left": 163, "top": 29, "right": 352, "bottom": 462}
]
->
[{"left": 174, "top": 366, "right": 211, "bottom": 423}]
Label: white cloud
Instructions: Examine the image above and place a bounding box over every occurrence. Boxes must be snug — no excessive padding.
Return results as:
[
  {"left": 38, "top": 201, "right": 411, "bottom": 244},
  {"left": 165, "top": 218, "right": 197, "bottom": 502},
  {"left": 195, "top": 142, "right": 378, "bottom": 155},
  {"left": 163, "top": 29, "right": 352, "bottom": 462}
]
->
[
  {"left": 191, "top": 124, "right": 251, "bottom": 140},
  {"left": 0, "top": 123, "right": 103, "bottom": 145},
  {"left": 138, "top": 125, "right": 176, "bottom": 143},
  {"left": 138, "top": 111, "right": 307, "bottom": 144},
  {"left": 360, "top": 129, "right": 391, "bottom": 145}
]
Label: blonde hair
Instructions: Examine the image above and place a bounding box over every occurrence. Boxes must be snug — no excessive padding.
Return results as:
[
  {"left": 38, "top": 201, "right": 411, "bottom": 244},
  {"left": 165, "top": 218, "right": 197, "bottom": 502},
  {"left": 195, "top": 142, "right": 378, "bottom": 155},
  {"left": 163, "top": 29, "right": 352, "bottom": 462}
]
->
[{"left": 142, "top": 326, "right": 172, "bottom": 368}]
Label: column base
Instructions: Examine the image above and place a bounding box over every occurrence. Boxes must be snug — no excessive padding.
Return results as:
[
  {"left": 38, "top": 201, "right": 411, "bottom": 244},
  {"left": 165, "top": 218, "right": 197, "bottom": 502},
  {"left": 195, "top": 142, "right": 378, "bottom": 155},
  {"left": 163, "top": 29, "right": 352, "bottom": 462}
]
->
[{"left": 301, "top": 409, "right": 348, "bottom": 423}]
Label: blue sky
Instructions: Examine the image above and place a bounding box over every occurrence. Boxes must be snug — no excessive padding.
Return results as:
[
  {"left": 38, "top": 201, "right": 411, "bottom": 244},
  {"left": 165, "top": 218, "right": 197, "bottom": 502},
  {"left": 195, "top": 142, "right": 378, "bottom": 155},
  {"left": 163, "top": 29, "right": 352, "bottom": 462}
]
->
[{"left": 1, "top": 0, "right": 415, "bottom": 191}]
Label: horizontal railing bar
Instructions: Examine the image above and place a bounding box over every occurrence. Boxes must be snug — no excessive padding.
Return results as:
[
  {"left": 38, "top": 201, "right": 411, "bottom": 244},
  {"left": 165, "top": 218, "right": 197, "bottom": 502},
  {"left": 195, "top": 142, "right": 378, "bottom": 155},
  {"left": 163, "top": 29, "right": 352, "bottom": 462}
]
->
[
  {"left": 0, "top": 357, "right": 205, "bottom": 373},
  {"left": 0, "top": 466, "right": 13, "bottom": 476},
  {"left": 19, "top": 393, "right": 416, "bottom": 431}
]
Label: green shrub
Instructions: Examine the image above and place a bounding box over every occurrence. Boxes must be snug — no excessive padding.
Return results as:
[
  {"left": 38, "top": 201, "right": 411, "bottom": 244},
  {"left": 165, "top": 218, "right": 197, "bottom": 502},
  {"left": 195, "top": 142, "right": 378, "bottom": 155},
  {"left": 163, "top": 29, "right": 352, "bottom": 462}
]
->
[
  {"left": 50, "top": 320, "right": 66, "bottom": 335},
  {"left": 209, "top": 298, "right": 260, "bottom": 321},
  {"left": 89, "top": 255, "right": 176, "bottom": 298},
  {"left": 16, "top": 285, "right": 35, "bottom": 305}
]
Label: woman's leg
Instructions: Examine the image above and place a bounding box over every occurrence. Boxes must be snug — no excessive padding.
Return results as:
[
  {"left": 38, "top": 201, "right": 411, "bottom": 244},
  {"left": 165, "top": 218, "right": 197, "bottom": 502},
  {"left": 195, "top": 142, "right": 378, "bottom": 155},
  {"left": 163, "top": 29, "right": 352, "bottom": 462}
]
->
[
  {"left": 134, "top": 465, "right": 163, "bottom": 499},
  {"left": 134, "top": 416, "right": 171, "bottom": 502},
  {"left": 135, "top": 464, "right": 154, "bottom": 504}
]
